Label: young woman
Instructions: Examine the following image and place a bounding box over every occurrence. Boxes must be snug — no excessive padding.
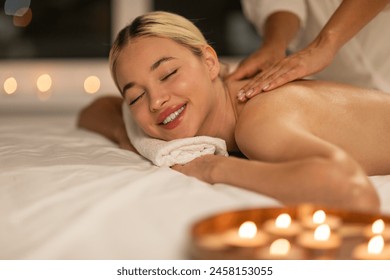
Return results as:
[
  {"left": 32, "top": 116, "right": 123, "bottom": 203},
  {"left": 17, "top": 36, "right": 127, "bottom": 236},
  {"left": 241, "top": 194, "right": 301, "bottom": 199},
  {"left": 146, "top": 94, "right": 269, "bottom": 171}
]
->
[{"left": 78, "top": 11, "right": 390, "bottom": 213}]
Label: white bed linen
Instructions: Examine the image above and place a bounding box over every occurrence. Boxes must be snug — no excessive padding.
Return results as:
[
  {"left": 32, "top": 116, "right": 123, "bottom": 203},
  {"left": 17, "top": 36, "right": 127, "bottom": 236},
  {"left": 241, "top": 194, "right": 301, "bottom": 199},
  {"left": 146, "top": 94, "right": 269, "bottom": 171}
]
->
[
  {"left": 1, "top": 113, "right": 389, "bottom": 259},
  {"left": 0, "top": 114, "right": 280, "bottom": 259}
]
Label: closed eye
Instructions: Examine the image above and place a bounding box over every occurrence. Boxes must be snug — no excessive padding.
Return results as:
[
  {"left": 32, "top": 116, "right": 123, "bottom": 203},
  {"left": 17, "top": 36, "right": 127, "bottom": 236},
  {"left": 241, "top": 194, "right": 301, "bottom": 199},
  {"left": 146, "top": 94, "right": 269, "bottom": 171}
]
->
[
  {"left": 160, "top": 69, "right": 177, "bottom": 81},
  {"left": 129, "top": 91, "right": 145, "bottom": 106}
]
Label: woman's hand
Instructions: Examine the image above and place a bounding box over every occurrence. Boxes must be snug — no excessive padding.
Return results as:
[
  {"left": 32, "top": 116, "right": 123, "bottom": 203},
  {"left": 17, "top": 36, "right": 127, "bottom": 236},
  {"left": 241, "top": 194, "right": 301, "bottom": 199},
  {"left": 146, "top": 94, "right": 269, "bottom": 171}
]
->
[
  {"left": 234, "top": 41, "right": 336, "bottom": 101},
  {"left": 171, "top": 154, "right": 220, "bottom": 184}
]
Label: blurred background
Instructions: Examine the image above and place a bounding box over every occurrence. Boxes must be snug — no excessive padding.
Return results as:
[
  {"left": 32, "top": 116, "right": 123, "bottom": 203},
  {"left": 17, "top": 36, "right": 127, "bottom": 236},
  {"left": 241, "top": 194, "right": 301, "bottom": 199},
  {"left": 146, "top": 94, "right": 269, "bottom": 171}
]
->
[{"left": 0, "top": 0, "right": 260, "bottom": 113}]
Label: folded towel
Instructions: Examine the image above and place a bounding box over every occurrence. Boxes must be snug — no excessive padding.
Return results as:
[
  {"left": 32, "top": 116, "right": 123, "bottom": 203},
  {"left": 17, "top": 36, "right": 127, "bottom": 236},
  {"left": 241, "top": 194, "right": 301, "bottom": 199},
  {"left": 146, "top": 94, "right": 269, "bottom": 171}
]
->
[{"left": 122, "top": 102, "right": 228, "bottom": 167}]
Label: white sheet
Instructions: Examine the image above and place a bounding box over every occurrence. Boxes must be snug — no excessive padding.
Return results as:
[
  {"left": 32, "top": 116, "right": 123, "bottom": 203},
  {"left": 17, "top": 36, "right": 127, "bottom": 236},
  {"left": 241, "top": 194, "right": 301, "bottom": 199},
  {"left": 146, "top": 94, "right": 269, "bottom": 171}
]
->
[{"left": 1, "top": 113, "right": 389, "bottom": 259}]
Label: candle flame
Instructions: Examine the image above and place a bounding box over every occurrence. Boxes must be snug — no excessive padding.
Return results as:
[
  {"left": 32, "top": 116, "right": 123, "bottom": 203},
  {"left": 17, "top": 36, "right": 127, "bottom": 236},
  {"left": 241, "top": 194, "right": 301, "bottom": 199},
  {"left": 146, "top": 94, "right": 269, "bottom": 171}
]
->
[
  {"left": 372, "top": 219, "right": 385, "bottom": 235},
  {"left": 312, "top": 210, "right": 326, "bottom": 224},
  {"left": 275, "top": 213, "right": 291, "bottom": 229},
  {"left": 314, "top": 224, "right": 331, "bottom": 241},
  {"left": 367, "top": 235, "right": 384, "bottom": 254},
  {"left": 269, "top": 238, "right": 290, "bottom": 255},
  {"left": 238, "top": 221, "right": 257, "bottom": 239}
]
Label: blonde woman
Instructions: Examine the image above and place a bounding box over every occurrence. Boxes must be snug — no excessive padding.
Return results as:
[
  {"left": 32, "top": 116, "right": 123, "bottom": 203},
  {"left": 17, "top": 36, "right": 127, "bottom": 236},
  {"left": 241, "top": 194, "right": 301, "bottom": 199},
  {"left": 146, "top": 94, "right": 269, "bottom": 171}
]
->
[{"left": 78, "top": 11, "right": 390, "bottom": 213}]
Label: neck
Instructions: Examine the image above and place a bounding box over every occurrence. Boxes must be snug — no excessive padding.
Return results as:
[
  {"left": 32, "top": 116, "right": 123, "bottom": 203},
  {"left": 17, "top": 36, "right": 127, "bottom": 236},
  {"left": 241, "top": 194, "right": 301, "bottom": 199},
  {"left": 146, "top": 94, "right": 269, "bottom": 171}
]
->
[{"left": 199, "top": 77, "right": 246, "bottom": 152}]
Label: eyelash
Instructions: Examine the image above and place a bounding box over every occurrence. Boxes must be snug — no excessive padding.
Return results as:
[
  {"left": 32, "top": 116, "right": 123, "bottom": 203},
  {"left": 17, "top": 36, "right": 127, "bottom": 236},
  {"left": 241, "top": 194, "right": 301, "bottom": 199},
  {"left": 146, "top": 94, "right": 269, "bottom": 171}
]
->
[
  {"left": 129, "top": 69, "right": 178, "bottom": 106},
  {"left": 129, "top": 92, "right": 145, "bottom": 106},
  {"left": 161, "top": 69, "right": 177, "bottom": 81}
]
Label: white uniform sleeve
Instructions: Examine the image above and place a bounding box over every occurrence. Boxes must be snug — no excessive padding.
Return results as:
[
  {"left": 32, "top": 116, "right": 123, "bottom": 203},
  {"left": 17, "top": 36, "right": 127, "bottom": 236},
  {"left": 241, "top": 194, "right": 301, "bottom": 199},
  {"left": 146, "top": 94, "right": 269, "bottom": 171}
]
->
[{"left": 241, "top": 0, "right": 307, "bottom": 36}]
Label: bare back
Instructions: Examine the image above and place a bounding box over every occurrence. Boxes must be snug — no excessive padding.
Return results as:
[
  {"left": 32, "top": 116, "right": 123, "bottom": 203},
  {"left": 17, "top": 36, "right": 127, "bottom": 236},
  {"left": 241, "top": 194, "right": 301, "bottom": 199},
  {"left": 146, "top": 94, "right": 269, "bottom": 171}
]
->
[{"left": 235, "top": 80, "right": 390, "bottom": 175}]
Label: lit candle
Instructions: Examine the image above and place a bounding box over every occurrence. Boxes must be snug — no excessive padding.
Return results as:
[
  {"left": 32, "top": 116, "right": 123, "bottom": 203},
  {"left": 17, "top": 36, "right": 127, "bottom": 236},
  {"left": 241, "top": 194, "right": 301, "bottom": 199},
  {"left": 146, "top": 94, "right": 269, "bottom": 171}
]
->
[
  {"left": 353, "top": 235, "right": 390, "bottom": 260},
  {"left": 263, "top": 213, "right": 302, "bottom": 240},
  {"left": 256, "top": 238, "right": 306, "bottom": 260},
  {"left": 196, "top": 233, "right": 228, "bottom": 251},
  {"left": 301, "top": 210, "right": 341, "bottom": 230},
  {"left": 364, "top": 219, "right": 390, "bottom": 241},
  {"left": 296, "top": 224, "right": 341, "bottom": 259},
  {"left": 224, "top": 221, "right": 269, "bottom": 248}
]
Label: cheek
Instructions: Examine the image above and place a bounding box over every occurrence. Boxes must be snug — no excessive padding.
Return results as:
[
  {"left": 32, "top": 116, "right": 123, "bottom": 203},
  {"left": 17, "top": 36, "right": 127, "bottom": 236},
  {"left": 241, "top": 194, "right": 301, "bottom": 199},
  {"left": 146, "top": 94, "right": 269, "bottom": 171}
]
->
[{"left": 174, "top": 70, "right": 213, "bottom": 101}]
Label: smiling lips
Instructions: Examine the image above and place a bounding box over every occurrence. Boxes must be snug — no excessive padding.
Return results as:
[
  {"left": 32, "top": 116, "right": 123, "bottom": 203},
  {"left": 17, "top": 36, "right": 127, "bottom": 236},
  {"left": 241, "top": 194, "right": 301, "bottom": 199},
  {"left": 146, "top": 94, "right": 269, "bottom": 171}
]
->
[{"left": 158, "top": 104, "right": 186, "bottom": 128}]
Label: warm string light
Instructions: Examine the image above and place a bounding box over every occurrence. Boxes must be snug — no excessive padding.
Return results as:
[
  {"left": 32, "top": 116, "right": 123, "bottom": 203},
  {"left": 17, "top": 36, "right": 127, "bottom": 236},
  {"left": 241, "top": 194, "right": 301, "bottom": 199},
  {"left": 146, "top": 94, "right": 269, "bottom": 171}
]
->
[
  {"left": 2, "top": 74, "right": 102, "bottom": 97},
  {"left": 36, "top": 74, "right": 52, "bottom": 93},
  {"left": 84, "top": 75, "right": 101, "bottom": 94},
  {"left": 3, "top": 77, "right": 17, "bottom": 94}
]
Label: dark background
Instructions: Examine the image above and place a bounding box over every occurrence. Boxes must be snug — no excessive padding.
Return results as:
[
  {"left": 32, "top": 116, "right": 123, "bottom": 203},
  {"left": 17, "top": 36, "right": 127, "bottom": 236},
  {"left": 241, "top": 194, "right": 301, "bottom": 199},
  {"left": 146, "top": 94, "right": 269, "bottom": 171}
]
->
[{"left": 0, "top": 0, "right": 260, "bottom": 59}]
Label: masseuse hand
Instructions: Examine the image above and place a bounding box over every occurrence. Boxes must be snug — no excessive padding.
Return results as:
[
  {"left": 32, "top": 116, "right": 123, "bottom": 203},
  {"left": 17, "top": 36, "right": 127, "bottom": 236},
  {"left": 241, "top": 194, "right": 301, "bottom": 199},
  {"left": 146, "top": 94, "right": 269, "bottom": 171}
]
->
[
  {"left": 232, "top": 42, "right": 336, "bottom": 102},
  {"left": 227, "top": 43, "right": 286, "bottom": 86}
]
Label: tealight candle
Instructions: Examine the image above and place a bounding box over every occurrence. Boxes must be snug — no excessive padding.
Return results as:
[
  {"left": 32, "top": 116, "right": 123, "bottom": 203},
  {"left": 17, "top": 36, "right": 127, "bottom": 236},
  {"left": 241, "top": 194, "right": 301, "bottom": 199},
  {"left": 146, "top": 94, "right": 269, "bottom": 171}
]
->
[
  {"left": 296, "top": 224, "right": 341, "bottom": 259},
  {"left": 256, "top": 238, "right": 306, "bottom": 260},
  {"left": 196, "top": 233, "right": 228, "bottom": 250},
  {"left": 353, "top": 235, "right": 390, "bottom": 260},
  {"left": 363, "top": 219, "right": 390, "bottom": 241},
  {"left": 263, "top": 213, "right": 302, "bottom": 241},
  {"left": 224, "top": 221, "right": 270, "bottom": 248},
  {"left": 301, "top": 209, "right": 342, "bottom": 230}
]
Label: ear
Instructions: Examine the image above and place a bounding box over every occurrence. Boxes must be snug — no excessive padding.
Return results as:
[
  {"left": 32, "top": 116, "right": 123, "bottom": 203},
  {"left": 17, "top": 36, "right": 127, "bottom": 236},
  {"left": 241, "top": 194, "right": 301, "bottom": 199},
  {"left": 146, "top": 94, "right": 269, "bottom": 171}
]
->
[{"left": 202, "top": 45, "right": 220, "bottom": 81}]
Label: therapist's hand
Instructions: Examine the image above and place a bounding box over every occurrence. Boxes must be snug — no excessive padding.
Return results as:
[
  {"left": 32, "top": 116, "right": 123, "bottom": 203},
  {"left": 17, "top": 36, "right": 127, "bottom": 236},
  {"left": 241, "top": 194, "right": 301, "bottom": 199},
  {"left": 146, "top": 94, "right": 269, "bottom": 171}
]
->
[
  {"left": 227, "top": 44, "right": 286, "bottom": 84},
  {"left": 234, "top": 41, "right": 337, "bottom": 101}
]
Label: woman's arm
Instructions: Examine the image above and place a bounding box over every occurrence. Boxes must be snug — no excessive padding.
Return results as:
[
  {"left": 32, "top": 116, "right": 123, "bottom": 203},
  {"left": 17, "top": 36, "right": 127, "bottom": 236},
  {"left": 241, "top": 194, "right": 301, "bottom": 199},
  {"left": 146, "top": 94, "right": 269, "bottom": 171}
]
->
[
  {"left": 173, "top": 147, "right": 379, "bottom": 214},
  {"left": 77, "top": 96, "right": 136, "bottom": 152}
]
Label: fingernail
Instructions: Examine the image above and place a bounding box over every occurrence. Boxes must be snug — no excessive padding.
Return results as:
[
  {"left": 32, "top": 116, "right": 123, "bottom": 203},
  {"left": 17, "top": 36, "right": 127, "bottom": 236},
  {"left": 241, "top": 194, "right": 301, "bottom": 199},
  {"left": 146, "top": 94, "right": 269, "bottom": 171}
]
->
[
  {"left": 245, "top": 88, "right": 254, "bottom": 97},
  {"left": 262, "top": 84, "right": 270, "bottom": 91},
  {"left": 237, "top": 89, "right": 245, "bottom": 99}
]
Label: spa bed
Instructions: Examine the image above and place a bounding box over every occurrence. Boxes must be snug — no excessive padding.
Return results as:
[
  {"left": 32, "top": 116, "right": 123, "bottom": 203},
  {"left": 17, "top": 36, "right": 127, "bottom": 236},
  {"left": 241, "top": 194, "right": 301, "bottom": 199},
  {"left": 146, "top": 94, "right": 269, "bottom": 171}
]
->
[{"left": 1, "top": 60, "right": 390, "bottom": 260}]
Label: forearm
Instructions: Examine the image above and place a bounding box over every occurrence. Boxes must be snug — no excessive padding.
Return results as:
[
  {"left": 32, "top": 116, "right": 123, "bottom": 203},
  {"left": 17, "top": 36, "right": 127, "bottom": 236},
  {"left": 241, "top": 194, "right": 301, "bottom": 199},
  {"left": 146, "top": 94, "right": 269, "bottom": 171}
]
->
[
  {"left": 262, "top": 11, "right": 300, "bottom": 51},
  {"left": 209, "top": 155, "right": 379, "bottom": 213},
  {"left": 313, "top": 0, "right": 389, "bottom": 52},
  {"left": 77, "top": 96, "right": 136, "bottom": 152}
]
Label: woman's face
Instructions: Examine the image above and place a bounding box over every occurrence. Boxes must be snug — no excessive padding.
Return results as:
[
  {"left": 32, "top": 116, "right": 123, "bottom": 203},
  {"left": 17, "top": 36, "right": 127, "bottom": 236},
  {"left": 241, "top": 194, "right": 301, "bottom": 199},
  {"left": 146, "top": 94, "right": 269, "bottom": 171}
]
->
[{"left": 115, "top": 36, "right": 220, "bottom": 141}]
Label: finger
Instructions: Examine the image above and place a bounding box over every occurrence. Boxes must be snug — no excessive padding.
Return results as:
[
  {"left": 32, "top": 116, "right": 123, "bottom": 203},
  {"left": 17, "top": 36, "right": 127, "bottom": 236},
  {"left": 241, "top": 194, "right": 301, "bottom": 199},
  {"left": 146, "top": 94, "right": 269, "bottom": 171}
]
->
[
  {"left": 228, "top": 62, "right": 260, "bottom": 81},
  {"left": 262, "top": 65, "right": 304, "bottom": 91},
  {"left": 236, "top": 73, "right": 270, "bottom": 101},
  {"left": 241, "top": 65, "right": 284, "bottom": 99}
]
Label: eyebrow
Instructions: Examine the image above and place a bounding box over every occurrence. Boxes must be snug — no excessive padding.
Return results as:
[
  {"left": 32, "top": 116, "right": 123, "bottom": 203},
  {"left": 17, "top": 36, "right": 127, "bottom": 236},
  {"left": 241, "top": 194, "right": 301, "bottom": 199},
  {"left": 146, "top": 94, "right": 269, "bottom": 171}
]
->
[{"left": 121, "top": 56, "right": 176, "bottom": 95}]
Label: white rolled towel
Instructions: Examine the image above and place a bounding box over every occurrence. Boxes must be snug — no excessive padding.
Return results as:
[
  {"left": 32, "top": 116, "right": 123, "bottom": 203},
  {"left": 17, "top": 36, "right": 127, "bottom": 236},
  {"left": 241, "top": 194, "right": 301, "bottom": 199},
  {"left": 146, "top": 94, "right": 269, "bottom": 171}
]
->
[{"left": 122, "top": 102, "right": 228, "bottom": 167}]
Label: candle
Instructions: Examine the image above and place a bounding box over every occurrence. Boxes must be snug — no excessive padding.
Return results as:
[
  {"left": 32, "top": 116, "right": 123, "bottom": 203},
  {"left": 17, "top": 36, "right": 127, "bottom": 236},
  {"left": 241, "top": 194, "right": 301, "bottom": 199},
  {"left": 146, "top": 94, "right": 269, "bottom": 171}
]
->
[
  {"left": 353, "top": 235, "right": 390, "bottom": 260},
  {"left": 256, "top": 238, "right": 306, "bottom": 260},
  {"left": 301, "top": 209, "right": 342, "bottom": 230},
  {"left": 224, "top": 221, "right": 269, "bottom": 248},
  {"left": 297, "top": 224, "right": 341, "bottom": 259},
  {"left": 263, "top": 213, "right": 302, "bottom": 240},
  {"left": 363, "top": 219, "right": 390, "bottom": 241},
  {"left": 196, "top": 233, "right": 228, "bottom": 250}
]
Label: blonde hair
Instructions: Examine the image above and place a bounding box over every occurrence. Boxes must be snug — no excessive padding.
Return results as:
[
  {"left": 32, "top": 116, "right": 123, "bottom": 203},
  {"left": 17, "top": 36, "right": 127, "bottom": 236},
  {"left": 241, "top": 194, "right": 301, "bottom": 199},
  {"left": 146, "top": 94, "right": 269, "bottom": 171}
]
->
[{"left": 109, "top": 11, "right": 210, "bottom": 92}]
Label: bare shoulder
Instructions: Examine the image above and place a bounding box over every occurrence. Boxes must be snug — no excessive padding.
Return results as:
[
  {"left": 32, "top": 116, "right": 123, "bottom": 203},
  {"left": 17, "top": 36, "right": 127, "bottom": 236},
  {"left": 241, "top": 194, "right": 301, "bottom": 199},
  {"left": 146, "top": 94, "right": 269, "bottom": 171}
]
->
[{"left": 235, "top": 82, "right": 313, "bottom": 161}]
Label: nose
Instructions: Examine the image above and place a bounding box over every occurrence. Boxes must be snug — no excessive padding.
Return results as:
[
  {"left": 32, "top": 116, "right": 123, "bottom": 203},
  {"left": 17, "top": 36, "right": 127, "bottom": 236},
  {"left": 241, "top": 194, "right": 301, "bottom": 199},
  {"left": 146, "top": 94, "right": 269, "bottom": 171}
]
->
[{"left": 149, "top": 88, "right": 170, "bottom": 112}]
